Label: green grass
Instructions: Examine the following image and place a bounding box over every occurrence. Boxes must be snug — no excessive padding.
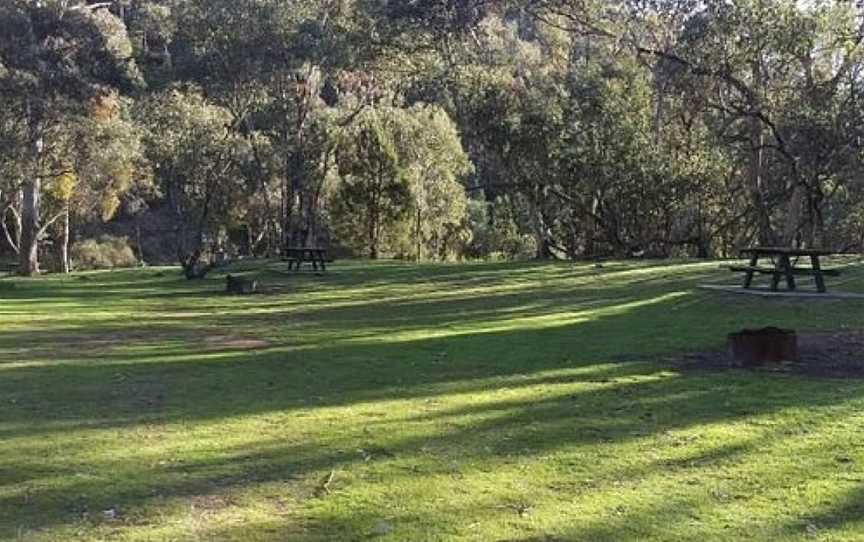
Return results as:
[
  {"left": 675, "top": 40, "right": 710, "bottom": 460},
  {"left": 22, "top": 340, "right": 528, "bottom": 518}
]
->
[{"left": 2, "top": 259, "right": 864, "bottom": 541}]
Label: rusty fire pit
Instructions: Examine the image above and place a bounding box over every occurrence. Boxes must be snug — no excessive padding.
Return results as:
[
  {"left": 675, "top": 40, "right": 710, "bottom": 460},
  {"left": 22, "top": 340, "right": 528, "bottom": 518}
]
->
[{"left": 728, "top": 327, "right": 798, "bottom": 366}]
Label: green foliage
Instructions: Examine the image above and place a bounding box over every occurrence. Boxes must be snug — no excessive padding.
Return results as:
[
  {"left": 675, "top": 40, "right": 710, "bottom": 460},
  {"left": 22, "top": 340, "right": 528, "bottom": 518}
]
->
[
  {"left": 331, "top": 107, "right": 412, "bottom": 258},
  {"left": 489, "top": 197, "right": 538, "bottom": 260},
  {"left": 330, "top": 105, "right": 473, "bottom": 260},
  {"left": 45, "top": 97, "right": 151, "bottom": 223},
  {"left": 0, "top": 1, "right": 143, "bottom": 99},
  {"left": 4, "top": 0, "right": 864, "bottom": 268},
  {"left": 136, "top": 85, "right": 249, "bottom": 264},
  {"left": 401, "top": 105, "right": 473, "bottom": 260}
]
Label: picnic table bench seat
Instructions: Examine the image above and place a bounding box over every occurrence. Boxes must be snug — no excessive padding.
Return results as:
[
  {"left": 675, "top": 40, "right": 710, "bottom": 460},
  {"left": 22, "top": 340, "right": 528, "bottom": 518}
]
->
[
  {"left": 728, "top": 265, "right": 841, "bottom": 277},
  {"left": 729, "top": 247, "right": 839, "bottom": 293}
]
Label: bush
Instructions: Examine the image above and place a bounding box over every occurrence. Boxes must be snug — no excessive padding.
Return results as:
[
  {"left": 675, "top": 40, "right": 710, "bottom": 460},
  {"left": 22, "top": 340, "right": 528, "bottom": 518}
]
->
[
  {"left": 465, "top": 198, "right": 537, "bottom": 261},
  {"left": 71, "top": 235, "right": 138, "bottom": 270}
]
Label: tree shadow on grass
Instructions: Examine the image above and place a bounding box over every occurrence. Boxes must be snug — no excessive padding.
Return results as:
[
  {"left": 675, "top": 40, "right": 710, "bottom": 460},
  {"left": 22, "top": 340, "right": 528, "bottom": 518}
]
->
[
  {"left": 1, "top": 275, "right": 860, "bottom": 438},
  {"left": 0, "top": 263, "right": 728, "bottom": 374},
  {"left": 2, "top": 262, "right": 864, "bottom": 539},
  {"left": 0, "top": 287, "right": 728, "bottom": 428},
  {"left": 0, "top": 367, "right": 834, "bottom": 537}
]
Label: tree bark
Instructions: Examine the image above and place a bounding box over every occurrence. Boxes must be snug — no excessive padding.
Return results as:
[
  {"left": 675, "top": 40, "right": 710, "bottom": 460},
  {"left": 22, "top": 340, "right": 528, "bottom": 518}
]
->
[
  {"left": 19, "top": 178, "right": 40, "bottom": 276},
  {"left": 583, "top": 194, "right": 600, "bottom": 257},
  {"left": 135, "top": 216, "right": 144, "bottom": 263},
  {"left": 782, "top": 183, "right": 806, "bottom": 247},
  {"left": 58, "top": 204, "right": 70, "bottom": 273},
  {"left": 1, "top": 197, "right": 22, "bottom": 255},
  {"left": 416, "top": 207, "right": 422, "bottom": 262},
  {"left": 368, "top": 204, "right": 379, "bottom": 259},
  {"left": 531, "top": 186, "right": 552, "bottom": 259},
  {"left": 749, "top": 60, "right": 774, "bottom": 246}
]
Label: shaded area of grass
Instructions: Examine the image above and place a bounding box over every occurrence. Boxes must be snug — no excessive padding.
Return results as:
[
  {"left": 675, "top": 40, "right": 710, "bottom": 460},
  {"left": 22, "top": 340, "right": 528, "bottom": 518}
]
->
[{"left": 2, "top": 259, "right": 864, "bottom": 541}]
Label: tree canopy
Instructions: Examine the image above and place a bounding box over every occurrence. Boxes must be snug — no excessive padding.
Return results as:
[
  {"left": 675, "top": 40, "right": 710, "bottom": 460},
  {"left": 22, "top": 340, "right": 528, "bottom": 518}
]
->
[{"left": 2, "top": 0, "right": 864, "bottom": 274}]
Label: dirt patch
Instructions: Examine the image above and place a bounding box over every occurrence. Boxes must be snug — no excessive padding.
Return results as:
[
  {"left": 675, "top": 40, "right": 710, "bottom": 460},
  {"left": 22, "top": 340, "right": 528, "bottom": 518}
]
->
[
  {"left": 189, "top": 494, "right": 238, "bottom": 515},
  {"left": 674, "top": 329, "right": 864, "bottom": 378},
  {"left": 4, "top": 330, "right": 273, "bottom": 362},
  {"left": 201, "top": 335, "right": 273, "bottom": 351}
]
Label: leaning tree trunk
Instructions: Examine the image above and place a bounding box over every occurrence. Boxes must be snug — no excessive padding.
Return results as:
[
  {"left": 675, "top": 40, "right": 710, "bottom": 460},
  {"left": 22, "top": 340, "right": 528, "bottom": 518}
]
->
[
  {"left": 1, "top": 195, "right": 22, "bottom": 255},
  {"left": 19, "top": 178, "right": 40, "bottom": 276}
]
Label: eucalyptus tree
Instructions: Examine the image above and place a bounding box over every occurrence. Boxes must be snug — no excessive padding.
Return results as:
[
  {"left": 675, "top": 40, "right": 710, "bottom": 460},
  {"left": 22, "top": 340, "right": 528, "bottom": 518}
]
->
[
  {"left": 137, "top": 87, "right": 250, "bottom": 278},
  {"left": 170, "top": 0, "right": 369, "bottom": 251},
  {"left": 0, "top": 0, "right": 143, "bottom": 275},
  {"left": 331, "top": 107, "right": 412, "bottom": 259},
  {"left": 0, "top": 106, "right": 27, "bottom": 257},
  {"left": 530, "top": 0, "right": 864, "bottom": 251},
  {"left": 51, "top": 95, "right": 149, "bottom": 273},
  {"left": 398, "top": 105, "right": 473, "bottom": 260}
]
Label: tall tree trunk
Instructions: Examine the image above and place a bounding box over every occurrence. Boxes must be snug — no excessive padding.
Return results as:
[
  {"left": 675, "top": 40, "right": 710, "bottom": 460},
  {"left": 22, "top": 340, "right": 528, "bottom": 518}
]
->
[
  {"left": 808, "top": 191, "right": 825, "bottom": 248},
  {"left": 135, "top": 216, "right": 144, "bottom": 263},
  {"left": 695, "top": 198, "right": 710, "bottom": 258},
  {"left": 583, "top": 194, "right": 600, "bottom": 257},
  {"left": 368, "top": 206, "right": 378, "bottom": 259},
  {"left": 782, "top": 183, "right": 806, "bottom": 247},
  {"left": 531, "top": 187, "right": 552, "bottom": 259},
  {"left": 749, "top": 60, "right": 773, "bottom": 246},
  {"left": 58, "top": 204, "right": 70, "bottom": 274},
  {"left": 414, "top": 204, "right": 423, "bottom": 262},
  {"left": 19, "top": 178, "right": 40, "bottom": 276},
  {"left": 368, "top": 177, "right": 380, "bottom": 260},
  {"left": 748, "top": 116, "right": 773, "bottom": 245}
]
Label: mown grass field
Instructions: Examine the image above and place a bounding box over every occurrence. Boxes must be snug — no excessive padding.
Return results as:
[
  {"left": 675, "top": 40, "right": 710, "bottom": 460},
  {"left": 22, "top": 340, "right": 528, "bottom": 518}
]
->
[{"left": 2, "top": 259, "right": 864, "bottom": 541}]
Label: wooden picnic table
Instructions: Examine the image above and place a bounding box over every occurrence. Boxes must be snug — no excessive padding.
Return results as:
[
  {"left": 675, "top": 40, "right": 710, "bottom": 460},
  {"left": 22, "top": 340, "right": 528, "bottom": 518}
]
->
[
  {"left": 730, "top": 246, "right": 840, "bottom": 293},
  {"left": 284, "top": 247, "right": 328, "bottom": 272}
]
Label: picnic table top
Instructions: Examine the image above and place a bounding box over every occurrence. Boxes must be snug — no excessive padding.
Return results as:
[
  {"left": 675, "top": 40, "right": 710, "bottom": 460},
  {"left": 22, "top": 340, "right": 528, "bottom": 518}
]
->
[
  {"left": 285, "top": 246, "right": 327, "bottom": 253},
  {"left": 740, "top": 246, "right": 834, "bottom": 257}
]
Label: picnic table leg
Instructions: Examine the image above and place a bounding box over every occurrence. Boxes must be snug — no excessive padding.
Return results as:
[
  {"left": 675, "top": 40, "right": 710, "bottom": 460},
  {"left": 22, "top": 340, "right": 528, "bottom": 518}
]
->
[
  {"left": 781, "top": 255, "right": 796, "bottom": 291},
  {"left": 811, "top": 255, "right": 827, "bottom": 293},
  {"left": 743, "top": 253, "right": 758, "bottom": 289},
  {"left": 770, "top": 269, "right": 781, "bottom": 291}
]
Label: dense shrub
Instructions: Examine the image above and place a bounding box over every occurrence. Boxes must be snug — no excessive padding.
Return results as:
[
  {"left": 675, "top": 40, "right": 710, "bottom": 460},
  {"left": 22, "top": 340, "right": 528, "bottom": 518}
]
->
[
  {"left": 464, "top": 198, "right": 537, "bottom": 261},
  {"left": 71, "top": 235, "right": 138, "bottom": 270}
]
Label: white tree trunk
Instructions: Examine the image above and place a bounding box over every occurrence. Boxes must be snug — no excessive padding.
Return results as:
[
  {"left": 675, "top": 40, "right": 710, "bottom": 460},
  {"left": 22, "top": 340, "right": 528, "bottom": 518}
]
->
[
  {"left": 19, "top": 178, "right": 40, "bottom": 276},
  {"left": 59, "top": 205, "right": 70, "bottom": 274}
]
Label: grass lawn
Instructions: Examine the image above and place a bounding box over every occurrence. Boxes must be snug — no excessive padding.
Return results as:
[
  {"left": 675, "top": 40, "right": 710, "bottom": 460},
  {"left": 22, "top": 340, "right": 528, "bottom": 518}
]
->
[{"left": 2, "top": 259, "right": 864, "bottom": 541}]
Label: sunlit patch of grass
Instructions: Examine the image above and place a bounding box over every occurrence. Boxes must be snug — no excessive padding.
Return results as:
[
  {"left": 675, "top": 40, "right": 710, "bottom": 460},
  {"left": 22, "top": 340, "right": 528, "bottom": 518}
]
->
[{"left": 2, "top": 259, "right": 864, "bottom": 541}]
